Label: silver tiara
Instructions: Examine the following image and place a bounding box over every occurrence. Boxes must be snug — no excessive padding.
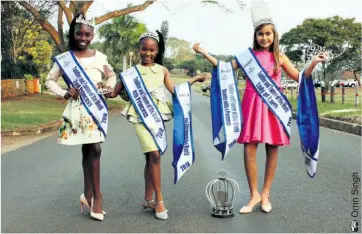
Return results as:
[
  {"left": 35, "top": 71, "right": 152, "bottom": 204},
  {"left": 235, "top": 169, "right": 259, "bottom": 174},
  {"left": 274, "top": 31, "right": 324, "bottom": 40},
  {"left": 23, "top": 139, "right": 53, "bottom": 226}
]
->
[
  {"left": 75, "top": 15, "right": 95, "bottom": 28},
  {"left": 139, "top": 31, "right": 159, "bottom": 42}
]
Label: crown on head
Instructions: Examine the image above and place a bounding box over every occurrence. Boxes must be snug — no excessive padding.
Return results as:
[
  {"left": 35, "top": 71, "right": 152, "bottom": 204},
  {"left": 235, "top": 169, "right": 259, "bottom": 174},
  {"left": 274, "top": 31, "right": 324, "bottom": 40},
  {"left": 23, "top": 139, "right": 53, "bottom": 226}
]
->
[
  {"left": 251, "top": 1, "right": 274, "bottom": 29},
  {"left": 139, "top": 31, "right": 159, "bottom": 42},
  {"left": 75, "top": 15, "right": 95, "bottom": 28}
]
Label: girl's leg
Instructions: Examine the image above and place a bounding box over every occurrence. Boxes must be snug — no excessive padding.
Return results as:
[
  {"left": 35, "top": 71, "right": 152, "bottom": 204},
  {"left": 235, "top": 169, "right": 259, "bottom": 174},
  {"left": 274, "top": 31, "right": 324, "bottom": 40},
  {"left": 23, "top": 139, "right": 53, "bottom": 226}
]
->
[
  {"left": 261, "top": 144, "right": 278, "bottom": 205},
  {"left": 147, "top": 150, "right": 166, "bottom": 213},
  {"left": 82, "top": 144, "right": 93, "bottom": 205},
  {"left": 144, "top": 153, "right": 155, "bottom": 207},
  {"left": 243, "top": 143, "right": 261, "bottom": 206},
  {"left": 88, "top": 143, "right": 103, "bottom": 213}
]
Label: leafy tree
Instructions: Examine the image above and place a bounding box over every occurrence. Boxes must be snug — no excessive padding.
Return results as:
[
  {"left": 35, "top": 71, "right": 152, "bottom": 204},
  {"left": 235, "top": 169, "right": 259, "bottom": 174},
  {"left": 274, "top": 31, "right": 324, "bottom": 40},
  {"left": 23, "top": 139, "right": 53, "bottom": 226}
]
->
[
  {"left": 167, "top": 37, "right": 194, "bottom": 62},
  {"left": 98, "top": 15, "right": 147, "bottom": 73},
  {"left": 280, "top": 16, "right": 361, "bottom": 85},
  {"left": 160, "top": 20, "right": 169, "bottom": 43}
]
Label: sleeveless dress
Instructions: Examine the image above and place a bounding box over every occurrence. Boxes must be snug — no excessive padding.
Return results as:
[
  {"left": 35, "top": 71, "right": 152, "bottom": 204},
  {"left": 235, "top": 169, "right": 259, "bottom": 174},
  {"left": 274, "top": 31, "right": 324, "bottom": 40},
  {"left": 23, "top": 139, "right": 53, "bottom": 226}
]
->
[
  {"left": 45, "top": 51, "right": 116, "bottom": 145},
  {"left": 121, "top": 63, "right": 173, "bottom": 153},
  {"left": 237, "top": 50, "right": 290, "bottom": 146}
]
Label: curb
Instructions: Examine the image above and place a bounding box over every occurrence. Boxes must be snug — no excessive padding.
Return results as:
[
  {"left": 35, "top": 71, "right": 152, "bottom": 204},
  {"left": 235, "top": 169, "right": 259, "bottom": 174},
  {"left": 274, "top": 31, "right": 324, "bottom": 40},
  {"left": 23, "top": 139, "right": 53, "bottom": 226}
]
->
[
  {"left": 292, "top": 112, "right": 361, "bottom": 136},
  {"left": 1, "top": 107, "right": 122, "bottom": 137},
  {"left": 1, "top": 121, "right": 61, "bottom": 137}
]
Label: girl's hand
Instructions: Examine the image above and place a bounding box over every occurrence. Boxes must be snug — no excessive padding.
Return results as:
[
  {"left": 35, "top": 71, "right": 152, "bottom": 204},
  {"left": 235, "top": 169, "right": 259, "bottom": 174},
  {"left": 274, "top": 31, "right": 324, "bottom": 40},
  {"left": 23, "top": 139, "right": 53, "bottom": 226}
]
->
[
  {"left": 313, "top": 52, "right": 328, "bottom": 64},
  {"left": 193, "top": 43, "right": 208, "bottom": 56},
  {"left": 65, "top": 88, "right": 79, "bottom": 100},
  {"left": 194, "top": 73, "right": 207, "bottom": 83}
]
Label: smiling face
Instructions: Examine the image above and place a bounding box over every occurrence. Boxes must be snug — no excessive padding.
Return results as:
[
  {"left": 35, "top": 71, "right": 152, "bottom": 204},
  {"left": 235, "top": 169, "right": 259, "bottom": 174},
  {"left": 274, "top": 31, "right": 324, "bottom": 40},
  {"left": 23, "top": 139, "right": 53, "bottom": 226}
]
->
[
  {"left": 255, "top": 24, "right": 275, "bottom": 51},
  {"left": 73, "top": 24, "right": 94, "bottom": 51},
  {"left": 139, "top": 37, "right": 159, "bottom": 66}
]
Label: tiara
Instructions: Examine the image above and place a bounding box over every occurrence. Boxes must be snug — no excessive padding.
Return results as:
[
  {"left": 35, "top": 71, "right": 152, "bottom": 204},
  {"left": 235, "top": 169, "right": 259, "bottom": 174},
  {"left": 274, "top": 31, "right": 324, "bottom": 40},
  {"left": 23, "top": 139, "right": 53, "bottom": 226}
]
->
[
  {"left": 139, "top": 31, "right": 159, "bottom": 42},
  {"left": 75, "top": 15, "right": 95, "bottom": 28},
  {"left": 253, "top": 17, "right": 273, "bottom": 28}
]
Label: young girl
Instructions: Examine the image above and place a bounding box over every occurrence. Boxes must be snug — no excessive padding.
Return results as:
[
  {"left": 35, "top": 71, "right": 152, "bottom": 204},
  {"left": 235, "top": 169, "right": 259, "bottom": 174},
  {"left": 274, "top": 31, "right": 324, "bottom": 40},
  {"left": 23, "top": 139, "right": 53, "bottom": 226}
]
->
[
  {"left": 46, "top": 14, "right": 115, "bottom": 221},
  {"left": 193, "top": 9, "right": 326, "bottom": 213},
  {"left": 106, "top": 31, "right": 206, "bottom": 220}
]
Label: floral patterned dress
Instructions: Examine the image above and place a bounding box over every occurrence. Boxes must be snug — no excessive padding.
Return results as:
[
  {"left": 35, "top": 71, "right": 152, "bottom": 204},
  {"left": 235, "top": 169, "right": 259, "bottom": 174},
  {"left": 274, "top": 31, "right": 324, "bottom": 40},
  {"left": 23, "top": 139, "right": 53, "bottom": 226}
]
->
[{"left": 46, "top": 50, "right": 116, "bottom": 145}]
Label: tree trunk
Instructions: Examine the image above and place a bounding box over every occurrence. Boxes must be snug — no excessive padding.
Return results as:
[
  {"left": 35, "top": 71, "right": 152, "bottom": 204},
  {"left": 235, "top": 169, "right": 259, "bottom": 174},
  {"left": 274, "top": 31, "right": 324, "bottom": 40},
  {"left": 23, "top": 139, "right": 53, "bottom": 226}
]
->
[{"left": 18, "top": 0, "right": 156, "bottom": 53}]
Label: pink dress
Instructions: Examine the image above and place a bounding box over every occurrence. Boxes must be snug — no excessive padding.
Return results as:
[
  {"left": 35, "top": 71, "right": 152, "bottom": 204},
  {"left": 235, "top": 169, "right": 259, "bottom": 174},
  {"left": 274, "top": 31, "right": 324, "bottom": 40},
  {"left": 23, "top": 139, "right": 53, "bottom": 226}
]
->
[{"left": 237, "top": 50, "right": 290, "bottom": 146}]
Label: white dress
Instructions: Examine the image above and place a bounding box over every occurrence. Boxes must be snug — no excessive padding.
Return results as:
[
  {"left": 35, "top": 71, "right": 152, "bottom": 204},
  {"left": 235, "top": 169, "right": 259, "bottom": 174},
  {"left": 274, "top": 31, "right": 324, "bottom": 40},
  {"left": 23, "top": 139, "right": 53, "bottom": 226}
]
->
[{"left": 45, "top": 51, "right": 116, "bottom": 145}]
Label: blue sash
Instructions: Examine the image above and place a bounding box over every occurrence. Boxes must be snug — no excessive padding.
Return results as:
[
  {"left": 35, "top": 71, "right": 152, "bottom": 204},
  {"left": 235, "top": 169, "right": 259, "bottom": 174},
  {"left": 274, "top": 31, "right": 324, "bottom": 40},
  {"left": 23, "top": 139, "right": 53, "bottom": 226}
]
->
[
  {"left": 210, "top": 61, "right": 242, "bottom": 160},
  {"left": 120, "top": 66, "right": 167, "bottom": 154},
  {"left": 235, "top": 48, "right": 292, "bottom": 138},
  {"left": 297, "top": 71, "right": 320, "bottom": 178},
  {"left": 54, "top": 51, "right": 109, "bottom": 137},
  {"left": 172, "top": 82, "right": 195, "bottom": 183}
]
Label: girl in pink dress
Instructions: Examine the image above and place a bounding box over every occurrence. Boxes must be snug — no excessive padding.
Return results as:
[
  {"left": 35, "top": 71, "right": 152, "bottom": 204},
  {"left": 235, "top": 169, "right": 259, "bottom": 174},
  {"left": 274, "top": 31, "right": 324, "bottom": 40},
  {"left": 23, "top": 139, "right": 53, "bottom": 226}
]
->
[{"left": 193, "top": 23, "right": 326, "bottom": 214}]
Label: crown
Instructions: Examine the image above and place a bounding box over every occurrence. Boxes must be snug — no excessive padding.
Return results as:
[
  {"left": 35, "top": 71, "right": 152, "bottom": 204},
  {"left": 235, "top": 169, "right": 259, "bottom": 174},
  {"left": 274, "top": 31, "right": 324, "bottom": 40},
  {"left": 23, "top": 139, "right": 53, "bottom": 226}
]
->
[
  {"left": 75, "top": 15, "right": 95, "bottom": 28},
  {"left": 251, "top": 1, "right": 274, "bottom": 29},
  {"left": 139, "top": 31, "right": 159, "bottom": 42}
]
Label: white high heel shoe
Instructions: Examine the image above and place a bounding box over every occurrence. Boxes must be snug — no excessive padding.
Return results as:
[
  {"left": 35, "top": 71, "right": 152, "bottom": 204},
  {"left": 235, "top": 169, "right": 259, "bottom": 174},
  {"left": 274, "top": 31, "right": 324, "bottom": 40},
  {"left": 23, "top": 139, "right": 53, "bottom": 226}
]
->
[
  {"left": 155, "top": 201, "right": 168, "bottom": 220},
  {"left": 90, "top": 198, "right": 104, "bottom": 221},
  {"left": 239, "top": 198, "right": 261, "bottom": 214},
  {"left": 80, "top": 193, "right": 106, "bottom": 215},
  {"left": 260, "top": 197, "right": 272, "bottom": 213}
]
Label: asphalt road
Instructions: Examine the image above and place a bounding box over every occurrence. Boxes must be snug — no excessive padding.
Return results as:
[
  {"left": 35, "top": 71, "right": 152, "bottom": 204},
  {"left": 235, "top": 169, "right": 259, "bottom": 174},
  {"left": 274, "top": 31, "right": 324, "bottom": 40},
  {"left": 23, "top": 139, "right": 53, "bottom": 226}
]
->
[{"left": 2, "top": 91, "right": 361, "bottom": 232}]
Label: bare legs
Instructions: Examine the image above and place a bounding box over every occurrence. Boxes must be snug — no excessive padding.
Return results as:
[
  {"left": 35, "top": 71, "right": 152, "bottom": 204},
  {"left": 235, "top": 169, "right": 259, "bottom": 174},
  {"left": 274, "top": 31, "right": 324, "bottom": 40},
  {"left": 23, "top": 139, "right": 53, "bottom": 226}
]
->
[
  {"left": 82, "top": 143, "right": 102, "bottom": 213},
  {"left": 243, "top": 143, "right": 278, "bottom": 208},
  {"left": 144, "top": 151, "right": 166, "bottom": 213}
]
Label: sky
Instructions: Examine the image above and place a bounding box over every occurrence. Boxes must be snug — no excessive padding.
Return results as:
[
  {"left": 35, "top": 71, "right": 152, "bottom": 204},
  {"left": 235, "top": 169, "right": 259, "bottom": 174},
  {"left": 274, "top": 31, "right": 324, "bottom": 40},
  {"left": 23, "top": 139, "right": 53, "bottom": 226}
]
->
[{"left": 84, "top": 0, "right": 362, "bottom": 55}]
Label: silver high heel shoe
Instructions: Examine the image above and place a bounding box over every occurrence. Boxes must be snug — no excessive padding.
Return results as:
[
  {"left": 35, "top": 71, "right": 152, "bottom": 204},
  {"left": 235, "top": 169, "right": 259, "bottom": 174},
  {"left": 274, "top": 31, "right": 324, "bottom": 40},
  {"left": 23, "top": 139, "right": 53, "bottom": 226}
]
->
[
  {"left": 80, "top": 193, "right": 106, "bottom": 215},
  {"left": 90, "top": 198, "right": 104, "bottom": 221},
  {"left": 141, "top": 199, "right": 155, "bottom": 212},
  {"left": 155, "top": 200, "right": 168, "bottom": 220}
]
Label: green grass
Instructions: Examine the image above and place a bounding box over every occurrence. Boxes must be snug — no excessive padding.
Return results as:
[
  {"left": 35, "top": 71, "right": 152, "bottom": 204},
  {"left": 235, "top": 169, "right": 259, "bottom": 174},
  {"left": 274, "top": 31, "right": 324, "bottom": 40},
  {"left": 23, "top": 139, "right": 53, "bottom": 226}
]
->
[{"left": 1, "top": 94, "right": 127, "bottom": 131}]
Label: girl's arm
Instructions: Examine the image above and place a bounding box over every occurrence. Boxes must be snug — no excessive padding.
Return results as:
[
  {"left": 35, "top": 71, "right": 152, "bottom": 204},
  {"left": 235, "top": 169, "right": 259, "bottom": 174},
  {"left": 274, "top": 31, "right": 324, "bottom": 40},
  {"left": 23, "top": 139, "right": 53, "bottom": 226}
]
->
[
  {"left": 164, "top": 67, "right": 206, "bottom": 95},
  {"left": 104, "top": 81, "right": 122, "bottom": 98},
  {"left": 281, "top": 53, "right": 328, "bottom": 81},
  {"left": 193, "top": 43, "right": 239, "bottom": 70}
]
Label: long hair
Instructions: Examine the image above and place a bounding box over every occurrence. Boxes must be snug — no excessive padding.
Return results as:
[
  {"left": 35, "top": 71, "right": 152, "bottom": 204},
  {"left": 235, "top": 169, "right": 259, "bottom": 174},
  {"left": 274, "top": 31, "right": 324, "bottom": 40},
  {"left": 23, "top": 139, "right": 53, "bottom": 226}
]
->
[
  {"left": 253, "top": 23, "right": 280, "bottom": 74},
  {"left": 155, "top": 30, "right": 165, "bottom": 65},
  {"left": 67, "top": 14, "right": 80, "bottom": 50}
]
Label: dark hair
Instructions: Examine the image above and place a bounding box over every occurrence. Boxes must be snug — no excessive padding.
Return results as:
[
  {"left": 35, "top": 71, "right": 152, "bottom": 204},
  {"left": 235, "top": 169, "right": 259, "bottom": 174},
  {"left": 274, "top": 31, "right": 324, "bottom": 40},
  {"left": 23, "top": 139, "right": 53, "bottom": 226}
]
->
[
  {"left": 155, "top": 30, "right": 165, "bottom": 65},
  {"left": 67, "top": 14, "right": 94, "bottom": 51},
  {"left": 139, "top": 30, "right": 165, "bottom": 65},
  {"left": 253, "top": 23, "right": 280, "bottom": 74}
]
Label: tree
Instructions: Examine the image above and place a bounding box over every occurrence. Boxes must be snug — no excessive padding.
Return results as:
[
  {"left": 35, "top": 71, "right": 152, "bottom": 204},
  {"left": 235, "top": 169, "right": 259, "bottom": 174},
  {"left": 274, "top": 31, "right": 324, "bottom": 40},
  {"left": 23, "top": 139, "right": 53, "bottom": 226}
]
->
[
  {"left": 167, "top": 37, "right": 194, "bottom": 62},
  {"left": 1, "top": 1, "right": 53, "bottom": 78},
  {"left": 18, "top": 0, "right": 157, "bottom": 52},
  {"left": 98, "top": 15, "right": 147, "bottom": 73},
  {"left": 160, "top": 20, "right": 169, "bottom": 43},
  {"left": 280, "top": 16, "right": 361, "bottom": 85}
]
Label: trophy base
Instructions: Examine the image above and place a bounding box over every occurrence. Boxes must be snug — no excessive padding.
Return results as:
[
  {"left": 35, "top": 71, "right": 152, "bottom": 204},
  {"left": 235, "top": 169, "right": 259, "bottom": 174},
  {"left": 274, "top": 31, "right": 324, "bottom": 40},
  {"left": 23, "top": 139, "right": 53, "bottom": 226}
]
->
[{"left": 211, "top": 207, "right": 235, "bottom": 218}]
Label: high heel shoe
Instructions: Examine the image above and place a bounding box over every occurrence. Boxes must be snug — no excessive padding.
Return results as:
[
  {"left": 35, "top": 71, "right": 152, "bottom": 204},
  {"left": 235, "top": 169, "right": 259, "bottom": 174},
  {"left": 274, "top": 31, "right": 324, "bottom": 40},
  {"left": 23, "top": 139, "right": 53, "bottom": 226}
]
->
[
  {"left": 239, "top": 198, "right": 261, "bottom": 214},
  {"left": 260, "top": 197, "right": 272, "bottom": 213},
  {"left": 141, "top": 199, "right": 155, "bottom": 212},
  {"left": 90, "top": 198, "right": 104, "bottom": 221},
  {"left": 155, "top": 201, "right": 168, "bottom": 220},
  {"left": 80, "top": 193, "right": 106, "bottom": 215}
]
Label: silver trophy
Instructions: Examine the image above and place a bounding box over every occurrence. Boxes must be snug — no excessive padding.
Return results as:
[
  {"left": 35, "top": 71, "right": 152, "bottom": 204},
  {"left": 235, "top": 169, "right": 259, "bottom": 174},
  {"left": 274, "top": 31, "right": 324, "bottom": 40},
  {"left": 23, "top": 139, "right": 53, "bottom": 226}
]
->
[{"left": 205, "top": 171, "right": 240, "bottom": 218}]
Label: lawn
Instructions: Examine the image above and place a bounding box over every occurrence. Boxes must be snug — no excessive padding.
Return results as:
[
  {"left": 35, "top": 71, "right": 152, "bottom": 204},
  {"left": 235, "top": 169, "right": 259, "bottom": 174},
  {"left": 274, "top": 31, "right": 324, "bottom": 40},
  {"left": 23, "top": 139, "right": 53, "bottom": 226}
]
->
[{"left": 1, "top": 94, "right": 127, "bottom": 131}]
